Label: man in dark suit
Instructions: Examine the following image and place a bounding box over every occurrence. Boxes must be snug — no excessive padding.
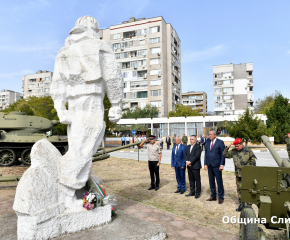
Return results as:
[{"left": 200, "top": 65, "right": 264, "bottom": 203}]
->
[
  {"left": 185, "top": 135, "right": 202, "bottom": 198},
  {"left": 204, "top": 130, "right": 225, "bottom": 204},
  {"left": 166, "top": 135, "right": 171, "bottom": 150},
  {"left": 171, "top": 136, "right": 187, "bottom": 194}
]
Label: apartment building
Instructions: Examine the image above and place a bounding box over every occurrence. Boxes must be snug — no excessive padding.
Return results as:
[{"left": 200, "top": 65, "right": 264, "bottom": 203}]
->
[
  {"left": 22, "top": 70, "right": 53, "bottom": 98},
  {"left": 0, "top": 90, "right": 22, "bottom": 110},
  {"left": 100, "top": 16, "right": 181, "bottom": 117},
  {"left": 182, "top": 91, "right": 207, "bottom": 114},
  {"left": 213, "top": 63, "right": 254, "bottom": 115}
]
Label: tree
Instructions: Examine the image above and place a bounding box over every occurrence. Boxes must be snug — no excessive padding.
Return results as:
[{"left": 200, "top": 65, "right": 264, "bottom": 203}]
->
[
  {"left": 265, "top": 93, "right": 290, "bottom": 143},
  {"left": 122, "top": 104, "right": 159, "bottom": 119},
  {"left": 254, "top": 91, "right": 280, "bottom": 114},
  {"left": 168, "top": 104, "right": 202, "bottom": 117},
  {"left": 103, "top": 93, "right": 115, "bottom": 135},
  {"left": 225, "top": 107, "right": 272, "bottom": 146}
]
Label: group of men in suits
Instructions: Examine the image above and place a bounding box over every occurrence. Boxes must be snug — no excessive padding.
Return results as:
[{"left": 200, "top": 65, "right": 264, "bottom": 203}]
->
[{"left": 171, "top": 130, "right": 226, "bottom": 204}]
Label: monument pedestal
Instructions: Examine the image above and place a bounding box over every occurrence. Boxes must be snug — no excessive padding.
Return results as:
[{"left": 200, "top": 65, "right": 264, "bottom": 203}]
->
[{"left": 16, "top": 205, "right": 111, "bottom": 240}]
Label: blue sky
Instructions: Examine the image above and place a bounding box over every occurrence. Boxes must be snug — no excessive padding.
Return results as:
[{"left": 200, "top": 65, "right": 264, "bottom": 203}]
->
[{"left": 0, "top": 0, "right": 289, "bottom": 111}]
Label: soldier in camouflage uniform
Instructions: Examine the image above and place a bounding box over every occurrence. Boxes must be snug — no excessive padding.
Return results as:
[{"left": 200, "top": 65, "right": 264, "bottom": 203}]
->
[
  {"left": 223, "top": 138, "right": 256, "bottom": 212},
  {"left": 182, "top": 134, "right": 188, "bottom": 146},
  {"left": 173, "top": 134, "right": 176, "bottom": 146},
  {"left": 284, "top": 133, "right": 290, "bottom": 159}
]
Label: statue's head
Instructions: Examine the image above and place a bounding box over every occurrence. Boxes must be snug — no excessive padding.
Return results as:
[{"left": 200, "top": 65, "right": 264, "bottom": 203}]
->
[{"left": 65, "top": 16, "right": 100, "bottom": 45}]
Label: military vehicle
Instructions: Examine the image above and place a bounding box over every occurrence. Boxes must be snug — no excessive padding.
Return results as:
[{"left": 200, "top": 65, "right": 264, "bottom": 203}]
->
[
  {"left": 239, "top": 135, "right": 290, "bottom": 240},
  {"left": 0, "top": 111, "right": 68, "bottom": 166}
]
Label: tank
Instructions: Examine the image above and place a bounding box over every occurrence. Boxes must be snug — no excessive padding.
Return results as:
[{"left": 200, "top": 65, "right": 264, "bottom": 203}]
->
[
  {"left": 0, "top": 111, "right": 68, "bottom": 166},
  {"left": 239, "top": 135, "right": 290, "bottom": 240},
  {"left": 0, "top": 141, "right": 143, "bottom": 181}
]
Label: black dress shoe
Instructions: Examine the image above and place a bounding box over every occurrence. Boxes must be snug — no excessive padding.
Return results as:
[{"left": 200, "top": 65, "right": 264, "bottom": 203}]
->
[
  {"left": 174, "top": 190, "right": 181, "bottom": 193},
  {"left": 185, "top": 192, "right": 195, "bottom": 197},
  {"left": 206, "top": 197, "right": 217, "bottom": 201},
  {"left": 180, "top": 191, "right": 185, "bottom": 194},
  {"left": 155, "top": 186, "right": 159, "bottom": 191},
  {"left": 148, "top": 187, "right": 155, "bottom": 190},
  {"left": 218, "top": 199, "right": 224, "bottom": 204},
  {"left": 195, "top": 194, "right": 200, "bottom": 199},
  {"left": 236, "top": 202, "right": 244, "bottom": 212}
]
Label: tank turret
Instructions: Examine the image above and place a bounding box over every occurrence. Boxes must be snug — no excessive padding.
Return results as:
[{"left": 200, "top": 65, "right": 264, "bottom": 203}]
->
[{"left": 0, "top": 111, "right": 67, "bottom": 166}]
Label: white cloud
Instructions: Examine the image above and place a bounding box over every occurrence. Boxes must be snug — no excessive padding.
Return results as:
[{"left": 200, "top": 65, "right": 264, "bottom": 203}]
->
[
  {"left": 0, "top": 69, "right": 34, "bottom": 80},
  {"left": 182, "top": 44, "right": 225, "bottom": 63}
]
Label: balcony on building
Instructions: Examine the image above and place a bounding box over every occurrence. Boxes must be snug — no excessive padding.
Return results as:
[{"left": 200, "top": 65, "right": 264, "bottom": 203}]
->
[{"left": 123, "top": 30, "right": 137, "bottom": 39}]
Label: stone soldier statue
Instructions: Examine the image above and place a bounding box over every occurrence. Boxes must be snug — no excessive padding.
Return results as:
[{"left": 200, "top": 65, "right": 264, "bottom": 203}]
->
[
  {"left": 182, "top": 133, "right": 188, "bottom": 146},
  {"left": 223, "top": 138, "right": 256, "bottom": 212},
  {"left": 50, "top": 16, "right": 123, "bottom": 207},
  {"left": 284, "top": 133, "right": 290, "bottom": 159}
]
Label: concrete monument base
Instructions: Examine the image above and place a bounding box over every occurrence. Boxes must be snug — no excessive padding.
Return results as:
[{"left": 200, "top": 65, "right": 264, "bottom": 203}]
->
[{"left": 16, "top": 205, "right": 111, "bottom": 240}]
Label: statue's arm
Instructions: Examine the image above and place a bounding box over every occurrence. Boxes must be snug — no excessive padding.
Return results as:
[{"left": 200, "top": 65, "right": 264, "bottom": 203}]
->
[
  {"left": 50, "top": 54, "right": 71, "bottom": 124},
  {"left": 101, "top": 43, "right": 123, "bottom": 123}
]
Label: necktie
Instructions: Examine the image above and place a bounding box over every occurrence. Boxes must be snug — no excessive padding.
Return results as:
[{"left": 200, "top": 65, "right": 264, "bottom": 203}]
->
[{"left": 210, "top": 141, "right": 214, "bottom": 151}]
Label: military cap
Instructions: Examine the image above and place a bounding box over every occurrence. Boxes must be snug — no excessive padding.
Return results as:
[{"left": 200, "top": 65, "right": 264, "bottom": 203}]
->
[
  {"left": 149, "top": 135, "right": 156, "bottom": 139},
  {"left": 233, "top": 138, "right": 243, "bottom": 145}
]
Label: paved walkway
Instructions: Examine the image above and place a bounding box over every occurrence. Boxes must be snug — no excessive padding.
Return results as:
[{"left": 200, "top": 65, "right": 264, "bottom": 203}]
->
[
  {"left": 110, "top": 148, "right": 289, "bottom": 172},
  {"left": 117, "top": 196, "right": 238, "bottom": 240}
]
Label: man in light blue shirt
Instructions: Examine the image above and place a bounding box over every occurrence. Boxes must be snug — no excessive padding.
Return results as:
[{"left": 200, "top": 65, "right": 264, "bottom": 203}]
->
[{"left": 121, "top": 135, "right": 125, "bottom": 146}]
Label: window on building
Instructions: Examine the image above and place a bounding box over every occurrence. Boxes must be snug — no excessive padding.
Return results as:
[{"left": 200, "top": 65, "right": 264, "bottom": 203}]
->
[
  {"left": 45, "top": 88, "right": 49, "bottom": 92},
  {"left": 113, "top": 33, "right": 120, "bottom": 40},
  {"left": 140, "top": 29, "right": 147, "bottom": 35},
  {"left": 124, "top": 82, "right": 127, "bottom": 88},
  {"left": 150, "top": 80, "right": 161, "bottom": 86},
  {"left": 132, "top": 71, "right": 137, "bottom": 78},
  {"left": 150, "top": 90, "right": 161, "bottom": 97},
  {"left": 140, "top": 39, "right": 145, "bottom": 45},
  {"left": 223, "top": 88, "right": 233, "bottom": 92},
  {"left": 150, "top": 69, "right": 161, "bottom": 75},
  {"left": 130, "top": 61, "right": 137, "bottom": 68},
  {"left": 224, "top": 95, "right": 233, "bottom": 100},
  {"left": 150, "top": 58, "right": 160, "bottom": 65},
  {"left": 214, "top": 73, "right": 222, "bottom": 78},
  {"left": 223, "top": 80, "right": 233, "bottom": 85},
  {"left": 113, "top": 43, "right": 121, "bottom": 49},
  {"left": 149, "top": 26, "right": 160, "bottom": 33},
  {"left": 45, "top": 77, "right": 50, "bottom": 80},
  {"left": 225, "top": 103, "right": 232, "bottom": 107},
  {"left": 150, "top": 47, "right": 160, "bottom": 54},
  {"left": 131, "top": 92, "right": 136, "bottom": 98},
  {"left": 123, "top": 93, "right": 128, "bottom": 99},
  {"left": 122, "top": 72, "right": 128, "bottom": 78},
  {"left": 137, "top": 49, "right": 147, "bottom": 56},
  {"left": 138, "top": 59, "right": 146, "bottom": 66},
  {"left": 150, "top": 37, "right": 160, "bottom": 44},
  {"left": 137, "top": 91, "right": 148, "bottom": 98},
  {"left": 151, "top": 101, "right": 161, "bottom": 108},
  {"left": 130, "top": 81, "right": 147, "bottom": 88},
  {"left": 123, "top": 52, "right": 128, "bottom": 58},
  {"left": 214, "top": 88, "right": 222, "bottom": 92},
  {"left": 215, "top": 103, "right": 222, "bottom": 108},
  {"left": 44, "top": 83, "right": 50, "bottom": 86},
  {"left": 115, "top": 53, "right": 121, "bottom": 59}
]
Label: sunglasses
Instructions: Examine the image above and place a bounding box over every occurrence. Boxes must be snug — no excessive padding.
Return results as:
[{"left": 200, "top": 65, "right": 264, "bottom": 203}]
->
[{"left": 149, "top": 138, "right": 155, "bottom": 140}]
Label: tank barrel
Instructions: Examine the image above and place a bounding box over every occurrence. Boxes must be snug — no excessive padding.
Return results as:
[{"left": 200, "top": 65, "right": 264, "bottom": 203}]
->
[
  {"left": 261, "top": 135, "right": 283, "bottom": 167},
  {"left": 93, "top": 141, "right": 143, "bottom": 157},
  {"left": 0, "top": 175, "right": 22, "bottom": 182}
]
